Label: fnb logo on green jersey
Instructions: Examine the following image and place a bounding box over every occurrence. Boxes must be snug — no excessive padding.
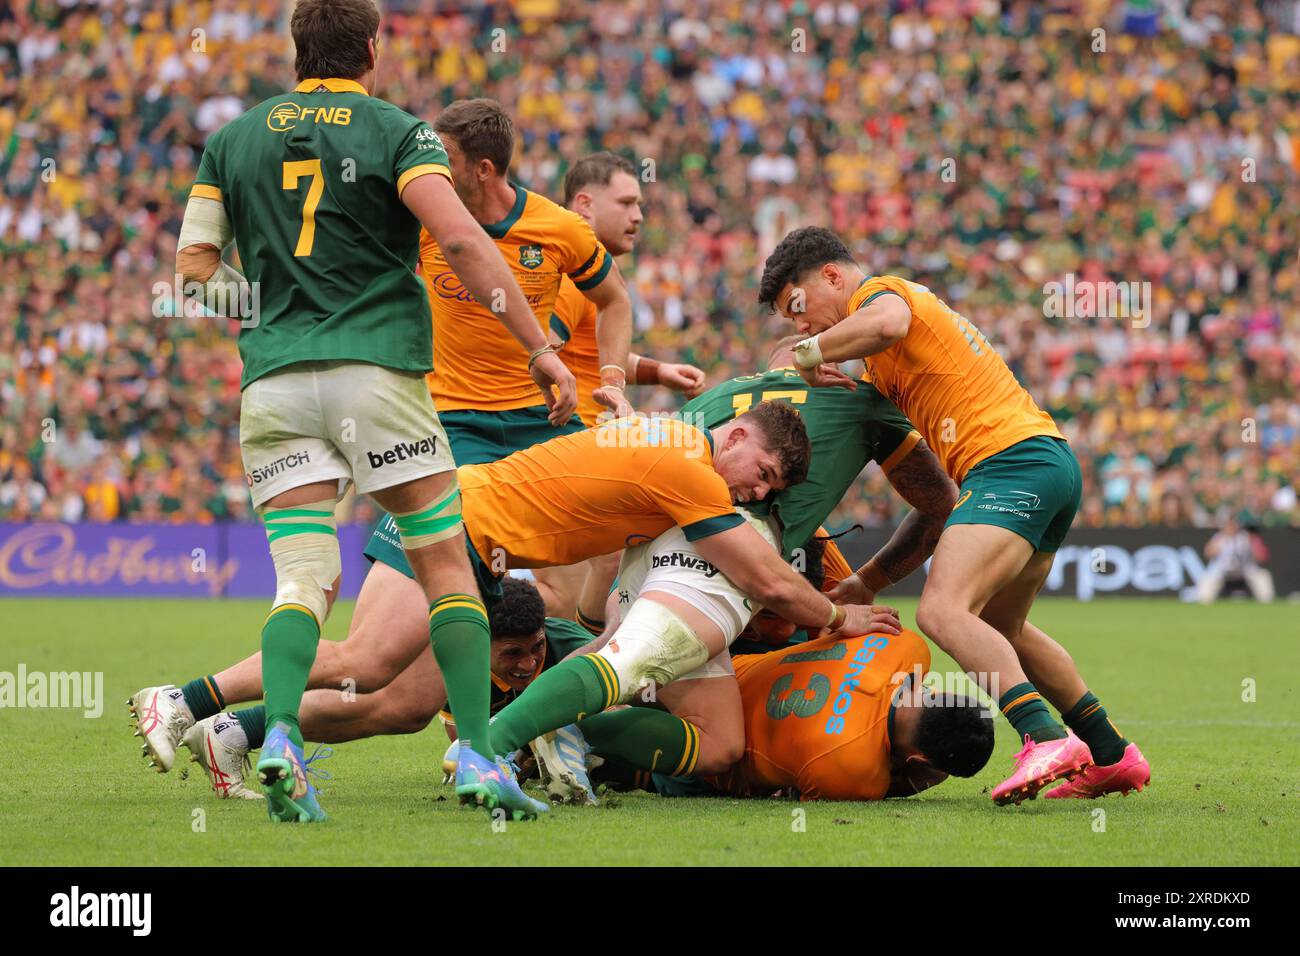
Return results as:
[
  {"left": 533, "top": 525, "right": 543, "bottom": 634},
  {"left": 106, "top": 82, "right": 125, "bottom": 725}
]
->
[
  {"left": 365, "top": 434, "right": 439, "bottom": 469},
  {"left": 266, "top": 103, "right": 354, "bottom": 132},
  {"left": 823, "top": 634, "right": 889, "bottom": 735}
]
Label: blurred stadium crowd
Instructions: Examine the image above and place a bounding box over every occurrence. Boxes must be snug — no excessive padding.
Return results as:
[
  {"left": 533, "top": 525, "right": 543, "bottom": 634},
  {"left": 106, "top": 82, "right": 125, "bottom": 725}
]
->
[{"left": 1, "top": 0, "right": 1297, "bottom": 533}]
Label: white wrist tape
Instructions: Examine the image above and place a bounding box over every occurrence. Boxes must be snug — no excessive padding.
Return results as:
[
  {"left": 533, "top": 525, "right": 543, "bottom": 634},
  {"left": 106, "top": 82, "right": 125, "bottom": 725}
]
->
[
  {"left": 208, "top": 260, "right": 248, "bottom": 287},
  {"left": 792, "top": 334, "right": 824, "bottom": 369},
  {"left": 178, "top": 195, "right": 248, "bottom": 316}
]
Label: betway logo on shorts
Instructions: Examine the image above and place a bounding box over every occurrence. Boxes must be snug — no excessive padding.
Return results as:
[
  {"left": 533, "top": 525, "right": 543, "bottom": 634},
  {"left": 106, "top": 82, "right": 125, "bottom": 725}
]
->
[
  {"left": 367, "top": 434, "right": 439, "bottom": 469},
  {"left": 651, "top": 551, "right": 720, "bottom": 577},
  {"left": 246, "top": 451, "right": 310, "bottom": 486}
]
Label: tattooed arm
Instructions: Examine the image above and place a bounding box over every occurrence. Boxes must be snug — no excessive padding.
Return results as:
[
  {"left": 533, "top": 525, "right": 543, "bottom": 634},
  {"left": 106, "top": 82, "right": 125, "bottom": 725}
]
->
[{"left": 828, "top": 440, "right": 957, "bottom": 604}]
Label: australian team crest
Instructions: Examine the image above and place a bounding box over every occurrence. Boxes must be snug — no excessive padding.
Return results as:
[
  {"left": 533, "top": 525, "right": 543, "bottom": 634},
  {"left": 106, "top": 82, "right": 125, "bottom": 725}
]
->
[{"left": 518, "top": 244, "right": 544, "bottom": 269}]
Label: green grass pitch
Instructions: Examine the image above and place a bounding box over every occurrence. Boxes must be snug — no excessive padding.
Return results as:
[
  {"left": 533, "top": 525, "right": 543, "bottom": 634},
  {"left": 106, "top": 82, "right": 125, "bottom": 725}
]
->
[{"left": 1, "top": 597, "right": 1296, "bottom": 866}]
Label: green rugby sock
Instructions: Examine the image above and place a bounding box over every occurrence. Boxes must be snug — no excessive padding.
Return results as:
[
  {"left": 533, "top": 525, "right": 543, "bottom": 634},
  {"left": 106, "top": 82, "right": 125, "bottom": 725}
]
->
[
  {"left": 1062, "top": 691, "right": 1129, "bottom": 765},
  {"left": 234, "top": 706, "right": 266, "bottom": 750},
  {"left": 428, "top": 594, "right": 493, "bottom": 757},
  {"left": 490, "top": 655, "right": 619, "bottom": 757},
  {"left": 579, "top": 708, "right": 701, "bottom": 777},
  {"left": 999, "top": 682, "right": 1066, "bottom": 743},
  {"left": 180, "top": 676, "right": 225, "bottom": 721},
  {"left": 261, "top": 605, "right": 320, "bottom": 749}
]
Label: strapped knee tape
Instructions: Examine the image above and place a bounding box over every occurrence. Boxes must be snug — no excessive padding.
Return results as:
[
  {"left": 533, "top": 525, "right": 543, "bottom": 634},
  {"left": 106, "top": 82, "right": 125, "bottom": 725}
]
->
[
  {"left": 596, "top": 599, "right": 711, "bottom": 704},
  {"left": 391, "top": 482, "right": 463, "bottom": 551},
  {"left": 259, "top": 499, "right": 340, "bottom": 626}
]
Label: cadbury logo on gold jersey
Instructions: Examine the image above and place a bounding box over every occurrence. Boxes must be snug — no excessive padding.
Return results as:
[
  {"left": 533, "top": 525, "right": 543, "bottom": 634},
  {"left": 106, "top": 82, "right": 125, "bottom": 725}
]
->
[
  {"left": 431, "top": 272, "right": 476, "bottom": 303},
  {"left": 266, "top": 103, "right": 354, "bottom": 132},
  {"left": 430, "top": 272, "right": 545, "bottom": 307}
]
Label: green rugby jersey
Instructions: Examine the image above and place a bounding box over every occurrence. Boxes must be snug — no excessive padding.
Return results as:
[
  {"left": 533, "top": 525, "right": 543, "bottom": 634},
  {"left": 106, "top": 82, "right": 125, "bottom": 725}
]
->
[
  {"left": 681, "top": 367, "right": 920, "bottom": 558},
  {"left": 440, "top": 616, "right": 593, "bottom": 725},
  {"left": 191, "top": 77, "right": 452, "bottom": 388}
]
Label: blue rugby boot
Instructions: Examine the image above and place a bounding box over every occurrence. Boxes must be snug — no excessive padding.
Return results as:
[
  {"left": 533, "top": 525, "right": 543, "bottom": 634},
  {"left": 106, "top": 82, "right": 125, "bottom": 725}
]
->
[
  {"left": 455, "top": 746, "right": 549, "bottom": 821},
  {"left": 257, "top": 722, "right": 328, "bottom": 823}
]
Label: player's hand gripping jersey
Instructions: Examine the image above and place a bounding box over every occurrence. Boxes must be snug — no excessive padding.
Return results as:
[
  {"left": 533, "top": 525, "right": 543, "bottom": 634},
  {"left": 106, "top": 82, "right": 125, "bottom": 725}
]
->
[
  {"left": 422, "top": 185, "right": 612, "bottom": 413},
  {"left": 192, "top": 78, "right": 452, "bottom": 389},
  {"left": 847, "top": 276, "right": 1062, "bottom": 482},
  {"left": 709, "top": 629, "right": 930, "bottom": 801}
]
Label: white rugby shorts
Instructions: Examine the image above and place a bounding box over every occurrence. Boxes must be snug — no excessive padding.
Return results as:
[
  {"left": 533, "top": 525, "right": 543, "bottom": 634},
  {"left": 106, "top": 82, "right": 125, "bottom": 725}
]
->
[
  {"left": 239, "top": 361, "right": 454, "bottom": 507},
  {"left": 615, "top": 507, "right": 780, "bottom": 681}
]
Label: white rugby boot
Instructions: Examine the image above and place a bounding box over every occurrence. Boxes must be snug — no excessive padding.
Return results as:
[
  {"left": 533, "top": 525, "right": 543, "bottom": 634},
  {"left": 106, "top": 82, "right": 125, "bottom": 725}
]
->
[
  {"left": 183, "top": 714, "right": 263, "bottom": 800},
  {"left": 441, "top": 738, "right": 461, "bottom": 784},
  {"left": 529, "top": 723, "right": 598, "bottom": 806},
  {"left": 128, "top": 685, "right": 194, "bottom": 773}
]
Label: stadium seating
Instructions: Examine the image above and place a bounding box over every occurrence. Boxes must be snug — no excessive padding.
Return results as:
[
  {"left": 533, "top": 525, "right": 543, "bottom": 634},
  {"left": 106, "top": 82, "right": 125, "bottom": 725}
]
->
[{"left": 0, "top": 0, "right": 1295, "bottom": 530}]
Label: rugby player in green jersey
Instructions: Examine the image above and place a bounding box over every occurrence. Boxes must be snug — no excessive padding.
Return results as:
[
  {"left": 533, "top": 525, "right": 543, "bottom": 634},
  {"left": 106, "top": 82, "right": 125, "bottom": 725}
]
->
[{"left": 129, "top": 0, "right": 572, "bottom": 823}]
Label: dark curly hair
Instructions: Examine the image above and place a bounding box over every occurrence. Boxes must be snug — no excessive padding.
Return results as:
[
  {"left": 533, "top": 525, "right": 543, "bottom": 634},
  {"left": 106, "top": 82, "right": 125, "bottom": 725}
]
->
[
  {"left": 489, "top": 577, "right": 546, "bottom": 640},
  {"left": 916, "top": 695, "right": 996, "bottom": 778},
  {"left": 758, "top": 226, "right": 856, "bottom": 311},
  {"left": 735, "top": 400, "right": 812, "bottom": 488}
]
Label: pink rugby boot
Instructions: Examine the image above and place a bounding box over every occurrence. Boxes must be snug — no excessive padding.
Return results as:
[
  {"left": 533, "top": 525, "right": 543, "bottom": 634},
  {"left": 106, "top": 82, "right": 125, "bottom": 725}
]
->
[
  {"left": 991, "top": 731, "right": 1092, "bottom": 805},
  {"left": 1044, "top": 742, "right": 1150, "bottom": 799}
]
